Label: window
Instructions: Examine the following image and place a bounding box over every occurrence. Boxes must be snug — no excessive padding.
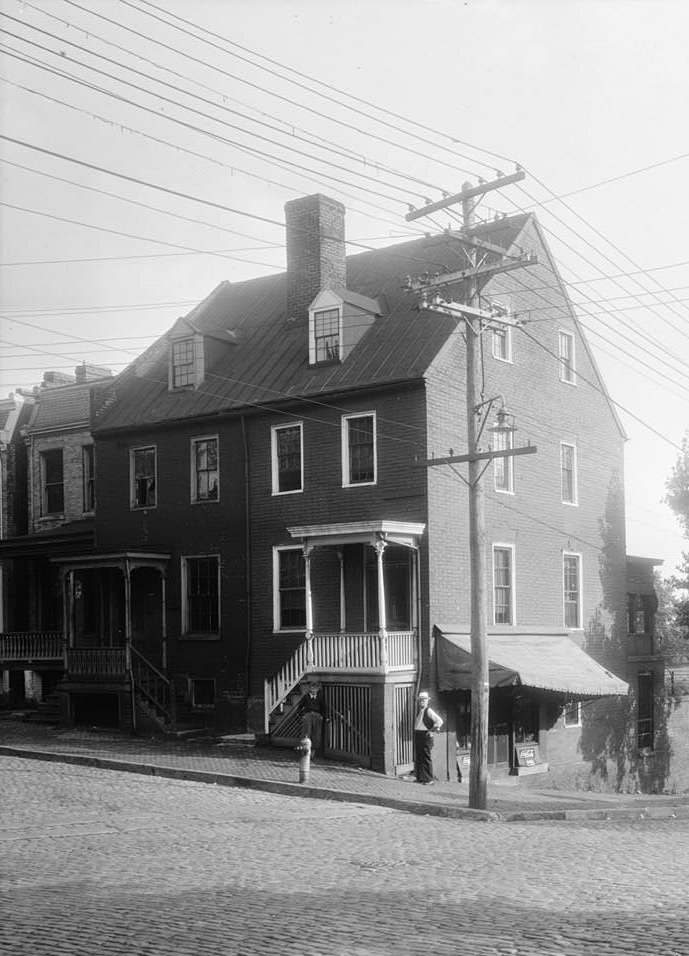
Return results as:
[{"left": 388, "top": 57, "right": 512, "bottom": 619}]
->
[
  {"left": 171, "top": 337, "right": 196, "bottom": 388},
  {"left": 493, "top": 546, "right": 514, "bottom": 625},
  {"left": 627, "top": 593, "right": 656, "bottom": 634},
  {"left": 131, "top": 446, "right": 156, "bottom": 509},
  {"left": 492, "top": 324, "right": 512, "bottom": 362},
  {"left": 41, "top": 449, "right": 64, "bottom": 515},
  {"left": 191, "top": 437, "right": 218, "bottom": 502},
  {"left": 191, "top": 678, "right": 215, "bottom": 708},
  {"left": 274, "top": 547, "right": 306, "bottom": 631},
  {"left": 493, "top": 429, "right": 514, "bottom": 493},
  {"left": 558, "top": 331, "right": 576, "bottom": 384},
  {"left": 272, "top": 423, "right": 303, "bottom": 494},
  {"left": 563, "top": 553, "right": 581, "bottom": 628},
  {"left": 182, "top": 556, "right": 220, "bottom": 636},
  {"left": 637, "top": 673, "right": 654, "bottom": 751},
  {"left": 560, "top": 443, "right": 577, "bottom": 504},
  {"left": 83, "top": 444, "right": 95, "bottom": 513},
  {"left": 563, "top": 700, "right": 582, "bottom": 727},
  {"left": 313, "top": 308, "right": 341, "bottom": 363},
  {"left": 342, "top": 413, "right": 376, "bottom": 486}
]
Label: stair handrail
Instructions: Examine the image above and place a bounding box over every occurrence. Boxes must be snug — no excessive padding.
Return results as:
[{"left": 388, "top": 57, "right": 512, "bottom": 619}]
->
[
  {"left": 264, "top": 638, "right": 310, "bottom": 733},
  {"left": 130, "top": 645, "right": 172, "bottom": 727}
]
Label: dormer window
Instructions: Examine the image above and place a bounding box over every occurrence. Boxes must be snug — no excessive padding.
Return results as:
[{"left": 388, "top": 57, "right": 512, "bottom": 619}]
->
[
  {"left": 314, "top": 308, "right": 341, "bottom": 363},
  {"left": 171, "top": 338, "right": 196, "bottom": 388}
]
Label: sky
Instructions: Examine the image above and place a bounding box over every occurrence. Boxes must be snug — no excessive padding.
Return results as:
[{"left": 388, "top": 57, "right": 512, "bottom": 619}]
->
[{"left": 0, "top": 0, "right": 688, "bottom": 575}]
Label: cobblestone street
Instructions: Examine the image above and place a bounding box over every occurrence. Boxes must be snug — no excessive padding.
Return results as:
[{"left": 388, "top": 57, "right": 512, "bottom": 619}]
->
[{"left": 2, "top": 755, "right": 689, "bottom": 955}]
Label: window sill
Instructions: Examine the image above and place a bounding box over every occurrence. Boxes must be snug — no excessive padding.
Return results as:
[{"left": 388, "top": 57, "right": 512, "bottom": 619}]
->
[
  {"left": 272, "top": 488, "right": 304, "bottom": 497},
  {"left": 342, "top": 480, "right": 377, "bottom": 489},
  {"left": 191, "top": 497, "right": 220, "bottom": 505},
  {"left": 273, "top": 628, "right": 306, "bottom": 636},
  {"left": 180, "top": 633, "right": 221, "bottom": 641}
]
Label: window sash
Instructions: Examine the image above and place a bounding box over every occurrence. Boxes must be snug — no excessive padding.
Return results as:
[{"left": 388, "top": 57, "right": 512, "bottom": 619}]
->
[
  {"left": 133, "top": 447, "right": 156, "bottom": 508},
  {"left": 559, "top": 332, "right": 575, "bottom": 383},
  {"left": 563, "top": 555, "right": 580, "bottom": 627},
  {"left": 561, "top": 444, "right": 576, "bottom": 503},
  {"left": 278, "top": 549, "right": 306, "bottom": 629},
  {"left": 83, "top": 445, "right": 95, "bottom": 512},
  {"left": 563, "top": 701, "right": 581, "bottom": 727},
  {"left": 314, "top": 308, "right": 340, "bottom": 362},
  {"left": 493, "top": 430, "right": 513, "bottom": 492},
  {"left": 347, "top": 415, "right": 375, "bottom": 484},
  {"left": 275, "top": 425, "right": 303, "bottom": 493},
  {"left": 186, "top": 557, "right": 219, "bottom": 633},
  {"left": 493, "top": 547, "right": 513, "bottom": 624},
  {"left": 42, "top": 450, "right": 64, "bottom": 515},
  {"left": 172, "top": 338, "right": 195, "bottom": 387},
  {"left": 492, "top": 326, "right": 510, "bottom": 361},
  {"left": 193, "top": 438, "right": 218, "bottom": 501}
]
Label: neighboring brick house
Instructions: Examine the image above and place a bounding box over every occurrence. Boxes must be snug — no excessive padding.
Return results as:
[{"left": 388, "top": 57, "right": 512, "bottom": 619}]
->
[
  {"left": 70, "top": 192, "right": 633, "bottom": 785},
  {"left": 0, "top": 366, "right": 114, "bottom": 711}
]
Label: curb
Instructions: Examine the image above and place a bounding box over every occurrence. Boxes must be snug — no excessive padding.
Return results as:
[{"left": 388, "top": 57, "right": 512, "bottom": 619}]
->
[{"left": 0, "top": 746, "right": 499, "bottom": 822}]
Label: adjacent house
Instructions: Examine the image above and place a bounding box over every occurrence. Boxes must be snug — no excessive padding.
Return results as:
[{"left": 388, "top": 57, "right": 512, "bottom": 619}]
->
[{"left": 2, "top": 193, "right": 655, "bottom": 789}]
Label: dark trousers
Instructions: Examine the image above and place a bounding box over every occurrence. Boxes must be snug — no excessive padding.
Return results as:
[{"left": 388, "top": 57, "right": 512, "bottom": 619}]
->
[{"left": 414, "top": 730, "right": 434, "bottom": 782}]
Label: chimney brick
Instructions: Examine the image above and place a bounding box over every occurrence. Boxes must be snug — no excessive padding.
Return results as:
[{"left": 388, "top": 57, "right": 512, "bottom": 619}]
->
[{"left": 285, "top": 194, "right": 346, "bottom": 323}]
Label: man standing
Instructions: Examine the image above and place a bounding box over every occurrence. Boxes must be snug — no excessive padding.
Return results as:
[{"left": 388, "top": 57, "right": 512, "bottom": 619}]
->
[{"left": 414, "top": 690, "right": 443, "bottom": 784}]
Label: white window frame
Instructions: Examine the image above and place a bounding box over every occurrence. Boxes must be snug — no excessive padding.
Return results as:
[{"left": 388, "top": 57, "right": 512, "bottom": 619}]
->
[
  {"left": 130, "top": 445, "right": 157, "bottom": 510},
  {"left": 170, "top": 336, "right": 197, "bottom": 389},
  {"left": 563, "top": 552, "right": 582, "bottom": 629},
  {"left": 563, "top": 700, "right": 582, "bottom": 727},
  {"left": 271, "top": 422, "right": 304, "bottom": 495},
  {"left": 560, "top": 442, "right": 578, "bottom": 505},
  {"left": 181, "top": 554, "right": 221, "bottom": 639},
  {"left": 190, "top": 677, "right": 216, "bottom": 709},
  {"left": 491, "top": 324, "right": 512, "bottom": 363},
  {"left": 273, "top": 545, "right": 307, "bottom": 633},
  {"left": 492, "top": 543, "right": 516, "bottom": 626},
  {"left": 308, "top": 291, "right": 343, "bottom": 366},
  {"left": 342, "top": 412, "right": 377, "bottom": 488},
  {"left": 41, "top": 447, "right": 64, "bottom": 516},
  {"left": 82, "top": 444, "right": 95, "bottom": 513},
  {"left": 493, "top": 429, "right": 514, "bottom": 494},
  {"left": 558, "top": 330, "right": 576, "bottom": 385},
  {"left": 190, "top": 435, "right": 219, "bottom": 504}
]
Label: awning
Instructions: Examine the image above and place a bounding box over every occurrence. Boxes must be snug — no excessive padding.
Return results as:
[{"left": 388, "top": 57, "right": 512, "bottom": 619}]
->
[{"left": 435, "top": 626, "right": 628, "bottom": 697}]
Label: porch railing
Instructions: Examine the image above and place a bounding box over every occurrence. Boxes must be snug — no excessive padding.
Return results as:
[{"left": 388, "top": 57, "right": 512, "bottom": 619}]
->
[
  {"left": 0, "top": 631, "right": 63, "bottom": 662},
  {"left": 264, "top": 630, "right": 417, "bottom": 732},
  {"left": 130, "top": 646, "right": 173, "bottom": 729},
  {"left": 66, "top": 647, "right": 127, "bottom": 678}
]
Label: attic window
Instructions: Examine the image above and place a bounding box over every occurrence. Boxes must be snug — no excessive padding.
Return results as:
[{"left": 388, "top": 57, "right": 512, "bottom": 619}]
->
[
  {"left": 171, "top": 337, "right": 196, "bottom": 388},
  {"left": 312, "top": 307, "right": 342, "bottom": 364}
]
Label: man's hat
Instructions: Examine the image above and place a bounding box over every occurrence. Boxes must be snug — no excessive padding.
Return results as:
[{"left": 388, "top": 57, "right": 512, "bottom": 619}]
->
[{"left": 418, "top": 691, "right": 429, "bottom": 700}]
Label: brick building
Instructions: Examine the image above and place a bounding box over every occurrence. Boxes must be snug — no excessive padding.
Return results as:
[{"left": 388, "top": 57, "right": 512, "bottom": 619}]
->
[{"left": 1, "top": 194, "right": 646, "bottom": 788}]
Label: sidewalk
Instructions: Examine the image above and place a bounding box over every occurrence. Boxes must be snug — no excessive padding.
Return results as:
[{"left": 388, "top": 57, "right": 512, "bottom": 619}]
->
[{"left": 2, "top": 716, "right": 688, "bottom": 822}]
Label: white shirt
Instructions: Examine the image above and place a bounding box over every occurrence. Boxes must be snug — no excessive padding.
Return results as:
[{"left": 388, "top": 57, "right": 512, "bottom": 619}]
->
[{"left": 414, "top": 704, "right": 443, "bottom": 732}]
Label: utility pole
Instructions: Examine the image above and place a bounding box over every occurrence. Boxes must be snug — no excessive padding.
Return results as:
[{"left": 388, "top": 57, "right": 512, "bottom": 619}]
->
[{"left": 405, "top": 172, "right": 537, "bottom": 810}]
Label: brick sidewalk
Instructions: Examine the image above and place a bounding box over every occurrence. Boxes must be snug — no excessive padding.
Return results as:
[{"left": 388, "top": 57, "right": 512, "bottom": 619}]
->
[{"left": 2, "top": 717, "right": 688, "bottom": 821}]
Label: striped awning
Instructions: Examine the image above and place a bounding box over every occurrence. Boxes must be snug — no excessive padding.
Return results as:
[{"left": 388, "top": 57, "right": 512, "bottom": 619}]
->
[{"left": 435, "top": 627, "right": 628, "bottom": 697}]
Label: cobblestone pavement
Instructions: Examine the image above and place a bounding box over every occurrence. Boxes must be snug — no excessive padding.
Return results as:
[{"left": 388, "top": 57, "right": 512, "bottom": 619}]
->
[{"left": 2, "top": 755, "right": 689, "bottom": 956}]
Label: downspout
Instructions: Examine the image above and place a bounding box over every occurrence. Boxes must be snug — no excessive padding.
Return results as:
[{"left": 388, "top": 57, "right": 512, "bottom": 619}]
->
[{"left": 241, "top": 415, "right": 252, "bottom": 722}]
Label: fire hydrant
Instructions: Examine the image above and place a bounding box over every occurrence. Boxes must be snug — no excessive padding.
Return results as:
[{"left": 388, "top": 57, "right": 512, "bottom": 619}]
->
[{"left": 295, "top": 735, "right": 312, "bottom": 783}]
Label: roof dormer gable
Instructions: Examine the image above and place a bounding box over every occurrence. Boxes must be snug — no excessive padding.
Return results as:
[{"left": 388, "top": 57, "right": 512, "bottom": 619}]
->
[
  {"left": 168, "top": 320, "right": 205, "bottom": 391},
  {"left": 308, "top": 288, "right": 382, "bottom": 367}
]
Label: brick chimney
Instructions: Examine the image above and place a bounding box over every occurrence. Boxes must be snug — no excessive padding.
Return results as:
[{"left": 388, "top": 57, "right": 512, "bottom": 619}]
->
[
  {"left": 285, "top": 194, "right": 346, "bottom": 323},
  {"left": 74, "top": 363, "right": 113, "bottom": 384}
]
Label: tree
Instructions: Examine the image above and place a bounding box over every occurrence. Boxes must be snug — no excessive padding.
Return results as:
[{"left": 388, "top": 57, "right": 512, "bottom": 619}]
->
[{"left": 664, "top": 434, "right": 689, "bottom": 635}]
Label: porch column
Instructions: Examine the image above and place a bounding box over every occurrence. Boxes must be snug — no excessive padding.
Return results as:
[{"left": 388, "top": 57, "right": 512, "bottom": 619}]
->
[
  {"left": 63, "top": 569, "right": 74, "bottom": 668},
  {"left": 124, "top": 560, "right": 132, "bottom": 671},
  {"left": 303, "top": 543, "right": 314, "bottom": 668},
  {"left": 337, "top": 549, "right": 346, "bottom": 633},
  {"left": 375, "top": 537, "right": 388, "bottom": 670}
]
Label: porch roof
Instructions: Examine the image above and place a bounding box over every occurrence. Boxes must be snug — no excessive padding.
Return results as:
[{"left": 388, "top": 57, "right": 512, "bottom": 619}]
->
[
  {"left": 287, "top": 520, "right": 425, "bottom": 549},
  {"left": 435, "top": 626, "right": 629, "bottom": 698},
  {"left": 50, "top": 551, "right": 170, "bottom": 572}
]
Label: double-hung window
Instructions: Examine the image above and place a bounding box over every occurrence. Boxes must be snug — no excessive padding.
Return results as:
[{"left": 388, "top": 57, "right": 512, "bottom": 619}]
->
[
  {"left": 191, "top": 436, "right": 219, "bottom": 502},
  {"left": 313, "top": 308, "right": 341, "bottom": 363},
  {"left": 560, "top": 443, "right": 577, "bottom": 504},
  {"left": 83, "top": 444, "right": 95, "bottom": 513},
  {"left": 41, "top": 449, "right": 64, "bottom": 515},
  {"left": 563, "top": 700, "right": 582, "bottom": 727},
  {"left": 494, "top": 429, "right": 514, "bottom": 493},
  {"left": 563, "top": 553, "right": 582, "bottom": 628},
  {"left": 342, "top": 413, "right": 376, "bottom": 486},
  {"left": 274, "top": 547, "right": 306, "bottom": 631},
  {"left": 493, "top": 545, "right": 514, "bottom": 625},
  {"left": 272, "top": 423, "right": 303, "bottom": 494},
  {"left": 131, "top": 446, "right": 156, "bottom": 509},
  {"left": 171, "top": 337, "right": 196, "bottom": 388},
  {"left": 492, "top": 324, "right": 512, "bottom": 363},
  {"left": 182, "top": 555, "right": 220, "bottom": 636},
  {"left": 558, "top": 331, "right": 576, "bottom": 384}
]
